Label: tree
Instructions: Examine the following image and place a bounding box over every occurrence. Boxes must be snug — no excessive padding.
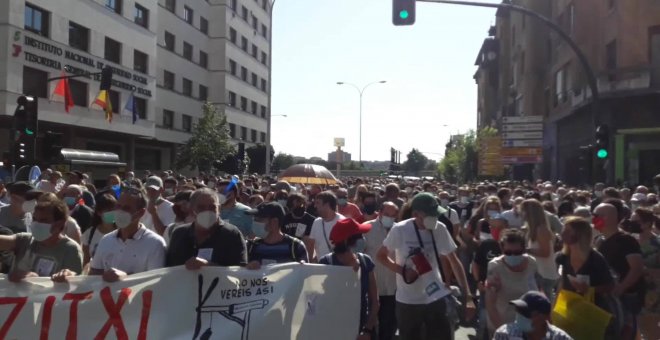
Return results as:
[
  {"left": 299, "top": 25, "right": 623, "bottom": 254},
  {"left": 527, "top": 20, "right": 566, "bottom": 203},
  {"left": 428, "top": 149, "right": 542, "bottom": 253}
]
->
[
  {"left": 272, "top": 153, "right": 295, "bottom": 172},
  {"left": 246, "top": 144, "right": 275, "bottom": 174},
  {"left": 438, "top": 127, "right": 499, "bottom": 183},
  {"left": 404, "top": 149, "right": 429, "bottom": 175},
  {"left": 175, "top": 103, "right": 234, "bottom": 172}
]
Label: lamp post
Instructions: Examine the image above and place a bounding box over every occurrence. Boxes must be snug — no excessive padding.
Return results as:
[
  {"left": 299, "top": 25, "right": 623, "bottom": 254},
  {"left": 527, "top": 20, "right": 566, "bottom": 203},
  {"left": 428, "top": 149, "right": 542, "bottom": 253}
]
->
[
  {"left": 265, "top": 0, "right": 277, "bottom": 175},
  {"left": 336, "top": 80, "right": 387, "bottom": 164}
]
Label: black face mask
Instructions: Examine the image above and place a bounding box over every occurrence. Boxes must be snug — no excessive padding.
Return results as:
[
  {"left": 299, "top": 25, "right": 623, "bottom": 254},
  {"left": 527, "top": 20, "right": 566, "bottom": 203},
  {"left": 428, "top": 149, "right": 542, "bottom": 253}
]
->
[
  {"left": 292, "top": 206, "right": 306, "bottom": 217},
  {"left": 363, "top": 204, "right": 376, "bottom": 215}
]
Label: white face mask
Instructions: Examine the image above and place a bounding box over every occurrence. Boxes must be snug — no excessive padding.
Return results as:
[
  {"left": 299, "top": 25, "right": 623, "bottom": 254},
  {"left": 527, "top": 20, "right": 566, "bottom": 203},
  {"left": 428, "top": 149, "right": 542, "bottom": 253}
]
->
[
  {"left": 252, "top": 221, "right": 267, "bottom": 238},
  {"left": 31, "top": 221, "right": 53, "bottom": 241},
  {"left": 460, "top": 196, "right": 469, "bottom": 204},
  {"left": 381, "top": 216, "right": 395, "bottom": 229},
  {"left": 195, "top": 211, "right": 217, "bottom": 229},
  {"left": 423, "top": 216, "right": 438, "bottom": 230},
  {"left": 595, "top": 191, "right": 603, "bottom": 198},
  {"left": 440, "top": 199, "right": 449, "bottom": 207},
  {"left": 22, "top": 200, "right": 37, "bottom": 214},
  {"left": 164, "top": 188, "right": 174, "bottom": 196},
  {"left": 114, "top": 210, "right": 135, "bottom": 229}
]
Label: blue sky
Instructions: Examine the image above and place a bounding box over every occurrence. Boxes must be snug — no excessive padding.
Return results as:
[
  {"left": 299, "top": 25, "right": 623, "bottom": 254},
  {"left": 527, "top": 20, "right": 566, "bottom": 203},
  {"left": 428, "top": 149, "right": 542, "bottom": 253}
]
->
[{"left": 270, "top": 0, "right": 497, "bottom": 161}]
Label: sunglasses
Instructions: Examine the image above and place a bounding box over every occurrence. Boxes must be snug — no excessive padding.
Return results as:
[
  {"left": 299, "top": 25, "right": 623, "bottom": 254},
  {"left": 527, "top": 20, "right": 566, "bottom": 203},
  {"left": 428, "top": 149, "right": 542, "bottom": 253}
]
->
[{"left": 503, "top": 250, "right": 525, "bottom": 256}]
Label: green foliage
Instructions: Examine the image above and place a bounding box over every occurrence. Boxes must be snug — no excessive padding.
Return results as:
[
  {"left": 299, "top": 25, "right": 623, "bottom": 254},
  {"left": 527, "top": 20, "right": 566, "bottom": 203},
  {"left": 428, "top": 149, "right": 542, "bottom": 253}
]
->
[
  {"left": 272, "top": 153, "right": 295, "bottom": 172},
  {"left": 404, "top": 148, "right": 429, "bottom": 175},
  {"left": 438, "top": 127, "right": 500, "bottom": 183},
  {"left": 175, "top": 103, "right": 234, "bottom": 172}
]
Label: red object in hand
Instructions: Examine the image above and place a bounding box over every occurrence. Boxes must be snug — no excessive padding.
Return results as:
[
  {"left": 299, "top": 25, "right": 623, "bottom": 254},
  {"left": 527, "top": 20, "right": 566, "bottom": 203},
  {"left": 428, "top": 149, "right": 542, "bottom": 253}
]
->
[{"left": 410, "top": 252, "right": 432, "bottom": 275}]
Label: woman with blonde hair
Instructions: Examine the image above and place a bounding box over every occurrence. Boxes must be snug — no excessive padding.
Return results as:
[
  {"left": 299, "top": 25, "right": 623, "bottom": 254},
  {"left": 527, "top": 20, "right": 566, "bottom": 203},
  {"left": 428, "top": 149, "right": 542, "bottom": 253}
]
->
[{"left": 520, "top": 199, "right": 559, "bottom": 298}]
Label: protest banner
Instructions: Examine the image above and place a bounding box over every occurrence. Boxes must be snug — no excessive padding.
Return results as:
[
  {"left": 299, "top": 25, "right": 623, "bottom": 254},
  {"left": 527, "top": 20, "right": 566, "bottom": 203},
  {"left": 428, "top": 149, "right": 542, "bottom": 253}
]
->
[{"left": 0, "top": 263, "right": 360, "bottom": 339}]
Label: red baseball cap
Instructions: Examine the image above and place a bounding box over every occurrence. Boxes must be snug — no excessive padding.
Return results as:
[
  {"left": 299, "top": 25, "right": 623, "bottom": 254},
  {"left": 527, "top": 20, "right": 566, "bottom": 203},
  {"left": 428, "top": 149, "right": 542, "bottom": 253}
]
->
[{"left": 330, "top": 218, "right": 372, "bottom": 244}]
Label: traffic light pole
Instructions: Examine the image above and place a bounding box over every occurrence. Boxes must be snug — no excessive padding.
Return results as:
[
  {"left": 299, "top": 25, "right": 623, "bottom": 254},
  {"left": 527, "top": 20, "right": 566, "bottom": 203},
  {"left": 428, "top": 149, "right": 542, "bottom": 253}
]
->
[{"left": 418, "top": 0, "right": 604, "bottom": 183}]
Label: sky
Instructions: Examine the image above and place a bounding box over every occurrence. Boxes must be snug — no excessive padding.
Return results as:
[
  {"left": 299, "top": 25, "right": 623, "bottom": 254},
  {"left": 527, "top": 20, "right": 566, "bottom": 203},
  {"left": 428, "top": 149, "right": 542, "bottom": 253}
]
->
[{"left": 270, "top": 0, "right": 497, "bottom": 162}]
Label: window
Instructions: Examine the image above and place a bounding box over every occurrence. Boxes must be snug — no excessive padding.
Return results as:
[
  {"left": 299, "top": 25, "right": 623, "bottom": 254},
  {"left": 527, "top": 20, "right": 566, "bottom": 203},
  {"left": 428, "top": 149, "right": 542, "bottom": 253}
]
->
[
  {"left": 199, "top": 85, "right": 208, "bottom": 100},
  {"left": 199, "top": 51, "right": 208, "bottom": 68},
  {"left": 134, "top": 3, "right": 149, "bottom": 29},
  {"left": 22, "top": 66, "right": 48, "bottom": 98},
  {"left": 606, "top": 40, "right": 617, "bottom": 81},
  {"left": 229, "top": 123, "right": 236, "bottom": 138},
  {"left": 164, "top": 31, "right": 175, "bottom": 51},
  {"left": 241, "top": 6, "right": 248, "bottom": 20},
  {"left": 261, "top": 24, "right": 268, "bottom": 39},
  {"left": 251, "top": 14, "right": 258, "bottom": 30},
  {"left": 251, "top": 101, "right": 257, "bottom": 114},
  {"left": 554, "top": 67, "right": 566, "bottom": 105},
  {"left": 251, "top": 73, "right": 258, "bottom": 87},
  {"left": 261, "top": 79, "right": 267, "bottom": 92},
  {"left": 25, "top": 3, "right": 49, "bottom": 37},
  {"left": 183, "top": 42, "right": 193, "bottom": 60},
  {"left": 261, "top": 52, "right": 268, "bottom": 65},
  {"left": 104, "top": 37, "right": 122, "bottom": 64},
  {"left": 251, "top": 44, "right": 258, "bottom": 58},
  {"left": 262, "top": 0, "right": 267, "bottom": 10},
  {"left": 164, "top": 70, "right": 175, "bottom": 90},
  {"left": 230, "top": 0, "right": 237, "bottom": 10},
  {"left": 260, "top": 132, "right": 266, "bottom": 143},
  {"left": 69, "top": 22, "right": 89, "bottom": 52},
  {"left": 260, "top": 105, "right": 266, "bottom": 118},
  {"left": 228, "top": 91, "right": 236, "bottom": 106},
  {"left": 68, "top": 79, "right": 88, "bottom": 107},
  {"left": 184, "top": 6, "right": 193, "bottom": 24},
  {"left": 241, "top": 36, "right": 248, "bottom": 51},
  {"left": 240, "top": 96, "right": 247, "bottom": 111},
  {"left": 182, "top": 78, "right": 192, "bottom": 96},
  {"left": 105, "top": 0, "right": 122, "bottom": 14},
  {"left": 229, "top": 59, "right": 237, "bottom": 75},
  {"left": 182, "top": 114, "right": 192, "bottom": 132},
  {"left": 241, "top": 67, "right": 248, "bottom": 81},
  {"left": 165, "top": 0, "right": 175, "bottom": 12},
  {"left": 251, "top": 129, "right": 257, "bottom": 142},
  {"left": 229, "top": 27, "right": 237, "bottom": 44},
  {"left": 108, "top": 90, "right": 120, "bottom": 113},
  {"left": 134, "top": 97, "right": 147, "bottom": 119},
  {"left": 134, "top": 50, "right": 148, "bottom": 73},
  {"left": 163, "top": 109, "right": 174, "bottom": 128},
  {"left": 200, "top": 17, "right": 208, "bottom": 34},
  {"left": 241, "top": 126, "right": 247, "bottom": 140}
]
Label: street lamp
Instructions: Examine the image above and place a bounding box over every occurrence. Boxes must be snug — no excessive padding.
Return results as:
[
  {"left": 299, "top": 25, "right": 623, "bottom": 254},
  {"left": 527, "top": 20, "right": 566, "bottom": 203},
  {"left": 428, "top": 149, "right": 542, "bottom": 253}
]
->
[
  {"left": 265, "top": 0, "right": 277, "bottom": 175},
  {"left": 336, "top": 80, "right": 387, "bottom": 164},
  {"left": 272, "top": 114, "right": 287, "bottom": 117}
]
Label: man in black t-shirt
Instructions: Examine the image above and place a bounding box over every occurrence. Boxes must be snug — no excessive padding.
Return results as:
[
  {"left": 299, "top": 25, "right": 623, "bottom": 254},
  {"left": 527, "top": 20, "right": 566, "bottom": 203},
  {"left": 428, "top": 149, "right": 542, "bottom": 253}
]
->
[
  {"left": 449, "top": 187, "right": 475, "bottom": 224},
  {"left": 283, "top": 194, "right": 315, "bottom": 250}
]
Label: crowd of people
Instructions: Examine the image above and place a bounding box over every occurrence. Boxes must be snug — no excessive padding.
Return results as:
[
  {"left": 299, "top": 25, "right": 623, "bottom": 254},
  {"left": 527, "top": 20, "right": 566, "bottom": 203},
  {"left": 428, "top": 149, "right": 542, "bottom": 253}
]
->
[{"left": 1, "top": 168, "right": 660, "bottom": 340}]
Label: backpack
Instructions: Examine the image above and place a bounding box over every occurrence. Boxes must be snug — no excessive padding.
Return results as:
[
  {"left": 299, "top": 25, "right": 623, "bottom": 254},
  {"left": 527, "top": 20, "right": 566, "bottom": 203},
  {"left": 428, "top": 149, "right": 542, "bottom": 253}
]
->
[{"left": 248, "top": 237, "right": 298, "bottom": 262}]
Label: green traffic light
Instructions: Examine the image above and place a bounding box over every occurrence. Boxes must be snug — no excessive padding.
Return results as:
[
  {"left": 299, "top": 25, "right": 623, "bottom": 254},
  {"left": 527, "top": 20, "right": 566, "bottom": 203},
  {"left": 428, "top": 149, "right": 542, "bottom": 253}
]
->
[
  {"left": 25, "top": 128, "right": 34, "bottom": 135},
  {"left": 399, "top": 10, "right": 409, "bottom": 19},
  {"left": 597, "top": 149, "right": 608, "bottom": 159}
]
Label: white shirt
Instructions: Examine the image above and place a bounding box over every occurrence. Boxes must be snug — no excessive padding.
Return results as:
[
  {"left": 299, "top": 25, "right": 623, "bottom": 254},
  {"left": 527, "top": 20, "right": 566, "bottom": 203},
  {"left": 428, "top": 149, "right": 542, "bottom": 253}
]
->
[
  {"left": 90, "top": 225, "right": 166, "bottom": 274},
  {"left": 501, "top": 209, "right": 524, "bottom": 228},
  {"left": 382, "top": 218, "right": 457, "bottom": 305},
  {"left": 82, "top": 226, "right": 111, "bottom": 260},
  {"left": 444, "top": 207, "right": 460, "bottom": 226},
  {"left": 309, "top": 213, "right": 344, "bottom": 259},
  {"left": 364, "top": 218, "right": 397, "bottom": 296},
  {"left": 140, "top": 198, "right": 175, "bottom": 232}
]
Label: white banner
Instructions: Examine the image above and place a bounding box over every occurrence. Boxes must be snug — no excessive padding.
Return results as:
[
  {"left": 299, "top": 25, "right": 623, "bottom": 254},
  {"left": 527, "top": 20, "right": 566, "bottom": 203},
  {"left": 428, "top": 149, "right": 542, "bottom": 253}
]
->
[{"left": 0, "top": 264, "right": 360, "bottom": 340}]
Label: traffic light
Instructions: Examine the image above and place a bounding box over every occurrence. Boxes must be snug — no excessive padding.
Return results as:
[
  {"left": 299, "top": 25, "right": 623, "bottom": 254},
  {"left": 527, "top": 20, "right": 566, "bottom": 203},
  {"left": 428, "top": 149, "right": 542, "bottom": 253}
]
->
[
  {"left": 14, "top": 140, "right": 26, "bottom": 163},
  {"left": 18, "top": 95, "right": 38, "bottom": 136},
  {"left": 393, "top": 0, "right": 416, "bottom": 26},
  {"left": 595, "top": 125, "right": 610, "bottom": 159}
]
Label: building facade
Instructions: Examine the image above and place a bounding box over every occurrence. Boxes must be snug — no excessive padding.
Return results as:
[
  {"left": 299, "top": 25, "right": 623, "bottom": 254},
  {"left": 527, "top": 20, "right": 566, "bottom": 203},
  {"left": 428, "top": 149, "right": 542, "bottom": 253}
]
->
[{"left": 0, "top": 0, "right": 271, "bottom": 175}]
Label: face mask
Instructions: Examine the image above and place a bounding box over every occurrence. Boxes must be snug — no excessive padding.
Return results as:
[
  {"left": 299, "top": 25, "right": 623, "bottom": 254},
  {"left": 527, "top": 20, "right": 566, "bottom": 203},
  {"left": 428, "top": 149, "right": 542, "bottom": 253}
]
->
[
  {"left": 595, "top": 191, "right": 603, "bottom": 198},
  {"left": 337, "top": 198, "right": 348, "bottom": 206},
  {"left": 351, "top": 238, "right": 366, "bottom": 253},
  {"left": 207, "top": 181, "right": 216, "bottom": 189},
  {"left": 592, "top": 216, "right": 606, "bottom": 231},
  {"left": 514, "top": 313, "right": 534, "bottom": 333},
  {"left": 460, "top": 196, "right": 469, "bottom": 204},
  {"left": 22, "top": 200, "right": 37, "bottom": 214},
  {"left": 102, "top": 211, "right": 115, "bottom": 224},
  {"left": 423, "top": 216, "right": 438, "bottom": 230},
  {"left": 440, "top": 199, "right": 449, "bottom": 207},
  {"left": 293, "top": 206, "right": 305, "bottom": 217},
  {"left": 218, "top": 193, "right": 227, "bottom": 205},
  {"left": 252, "top": 221, "right": 267, "bottom": 238},
  {"left": 31, "top": 221, "right": 53, "bottom": 242},
  {"left": 381, "top": 216, "right": 395, "bottom": 229},
  {"left": 491, "top": 227, "right": 502, "bottom": 241},
  {"left": 114, "top": 210, "right": 135, "bottom": 229},
  {"left": 487, "top": 210, "right": 499, "bottom": 219},
  {"left": 277, "top": 200, "right": 287, "bottom": 207},
  {"left": 164, "top": 188, "right": 174, "bottom": 196},
  {"left": 195, "top": 211, "right": 218, "bottom": 229},
  {"left": 363, "top": 204, "right": 376, "bottom": 215},
  {"left": 504, "top": 254, "right": 524, "bottom": 267},
  {"left": 64, "top": 196, "right": 77, "bottom": 207}
]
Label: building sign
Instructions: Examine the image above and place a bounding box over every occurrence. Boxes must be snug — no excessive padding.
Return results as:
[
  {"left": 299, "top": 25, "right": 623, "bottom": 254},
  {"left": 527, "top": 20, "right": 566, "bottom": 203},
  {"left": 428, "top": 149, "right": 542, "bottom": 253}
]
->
[{"left": 16, "top": 32, "right": 152, "bottom": 97}]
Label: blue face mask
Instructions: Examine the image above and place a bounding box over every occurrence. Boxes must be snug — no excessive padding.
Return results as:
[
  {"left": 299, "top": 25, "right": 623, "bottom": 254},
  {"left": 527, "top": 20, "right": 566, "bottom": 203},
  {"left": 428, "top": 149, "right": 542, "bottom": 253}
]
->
[
  {"left": 252, "top": 221, "right": 267, "bottom": 238},
  {"left": 352, "top": 238, "right": 366, "bottom": 253},
  {"left": 514, "top": 313, "right": 534, "bottom": 332},
  {"left": 64, "top": 196, "right": 77, "bottom": 207},
  {"left": 487, "top": 210, "right": 499, "bottom": 219},
  {"left": 504, "top": 254, "right": 524, "bottom": 267}
]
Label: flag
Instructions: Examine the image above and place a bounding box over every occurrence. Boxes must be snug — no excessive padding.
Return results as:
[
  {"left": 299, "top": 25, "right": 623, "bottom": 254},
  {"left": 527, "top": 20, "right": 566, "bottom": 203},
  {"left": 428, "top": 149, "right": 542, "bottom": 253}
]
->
[
  {"left": 51, "top": 71, "right": 74, "bottom": 113},
  {"left": 93, "top": 90, "right": 113, "bottom": 122},
  {"left": 123, "top": 92, "right": 138, "bottom": 124}
]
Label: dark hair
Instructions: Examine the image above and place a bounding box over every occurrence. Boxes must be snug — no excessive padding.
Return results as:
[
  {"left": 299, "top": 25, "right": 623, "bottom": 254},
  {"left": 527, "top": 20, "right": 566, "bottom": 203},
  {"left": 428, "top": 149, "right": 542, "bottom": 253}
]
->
[
  {"left": 92, "top": 193, "right": 118, "bottom": 226},
  {"left": 332, "top": 234, "right": 362, "bottom": 254},
  {"left": 35, "top": 193, "right": 69, "bottom": 222},
  {"left": 575, "top": 194, "right": 588, "bottom": 206},
  {"left": 542, "top": 201, "right": 557, "bottom": 214},
  {"left": 557, "top": 201, "right": 575, "bottom": 218},
  {"left": 362, "top": 192, "right": 377, "bottom": 202},
  {"left": 499, "top": 229, "right": 526, "bottom": 249},
  {"left": 164, "top": 177, "right": 178, "bottom": 187},
  {"left": 275, "top": 190, "right": 288, "bottom": 201},
  {"left": 603, "top": 198, "right": 625, "bottom": 222},
  {"left": 497, "top": 188, "right": 511, "bottom": 201},
  {"left": 217, "top": 180, "right": 238, "bottom": 194},
  {"left": 316, "top": 191, "right": 337, "bottom": 211},
  {"left": 399, "top": 202, "right": 412, "bottom": 220},
  {"left": 287, "top": 193, "right": 307, "bottom": 209},
  {"left": 634, "top": 208, "right": 657, "bottom": 226},
  {"left": 173, "top": 190, "right": 193, "bottom": 202},
  {"left": 604, "top": 187, "right": 620, "bottom": 199},
  {"left": 121, "top": 186, "right": 148, "bottom": 209}
]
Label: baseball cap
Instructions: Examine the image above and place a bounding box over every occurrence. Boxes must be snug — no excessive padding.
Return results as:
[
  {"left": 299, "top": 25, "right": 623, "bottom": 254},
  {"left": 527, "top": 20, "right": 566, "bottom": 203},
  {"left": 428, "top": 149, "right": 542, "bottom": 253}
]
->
[
  {"left": 146, "top": 176, "right": 163, "bottom": 190},
  {"left": 245, "top": 202, "right": 286, "bottom": 226},
  {"left": 329, "top": 218, "right": 371, "bottom": 244},
  {"left": 509, "top": 291, "right": 552, "bottom": 317},
  {"left": 410, "top": 193, "right": 446, "bottom": 217}
]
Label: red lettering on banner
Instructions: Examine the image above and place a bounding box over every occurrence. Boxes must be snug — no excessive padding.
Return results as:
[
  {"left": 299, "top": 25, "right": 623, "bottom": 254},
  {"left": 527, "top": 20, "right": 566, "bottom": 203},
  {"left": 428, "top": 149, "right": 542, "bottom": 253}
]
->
[
  {"left": 0, "top": 297, "right": 28, "bottom": 338},
  {"left": 63, "top": 292, "right": 93, "bottom": 340},
  {"left": 94, "top": 287, "right": 131, "bottom": 340},
  {"left": 39, "top": 296, "right": 57, "bottom": 340},
  {"left": 137, "top": 290, "right": 153, "bottom": 340}
]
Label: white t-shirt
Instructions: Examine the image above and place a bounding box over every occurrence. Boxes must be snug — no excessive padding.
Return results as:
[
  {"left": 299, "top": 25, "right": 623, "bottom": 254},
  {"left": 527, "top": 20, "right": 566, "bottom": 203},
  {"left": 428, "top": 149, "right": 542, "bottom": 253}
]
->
[
  {"left": 140, "top": 199, "right": 175, "bottom": 232},
  {"left": 309, "top": 213, "right": 344, "bottom": 259},
  {"left": 501, "top": 209, "right": 524, "bottom": 229},
  {"left": 82, "top": 226, "right": 111, "bottom": 260},
  {"left": 445, "top": 207, "right": 460, "bottom": 226},
  {"left": 382, "top": 218, "right": 457, "bottom": 305},
  {"left": 90, "top": 225, "right": 166, "bottom": 274}
]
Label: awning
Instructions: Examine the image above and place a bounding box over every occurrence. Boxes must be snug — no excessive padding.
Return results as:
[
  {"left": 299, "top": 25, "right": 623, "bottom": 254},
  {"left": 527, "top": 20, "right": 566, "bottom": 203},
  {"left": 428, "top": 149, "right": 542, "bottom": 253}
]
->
[{"left": 58, "top": 148, "right": 127, "bottom": 167}]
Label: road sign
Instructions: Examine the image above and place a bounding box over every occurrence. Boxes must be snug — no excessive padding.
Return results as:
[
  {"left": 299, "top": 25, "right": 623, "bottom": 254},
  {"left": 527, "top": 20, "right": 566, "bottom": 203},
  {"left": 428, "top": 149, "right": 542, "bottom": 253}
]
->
[
  {"left": 501, "top": 155, "right": 543, "bottom": 164},
  {"left": 502, "top": 123, "right": 543, "bottom": 132},
  {"left": 478, "top": 136, "right": 503, "bottom": 176},
  {"left": 501, "top": 116, "right": 544, "bottom": 124},
  {"left": 502, "top": 139, "right": 543, "bottom": 147},
  {"left": 334, "top": 138, "right": 345, "bottom": 147},
  {"left": 502, "top": 131, "right": 543, "bottom": 140},
  {"left": 501, "top": 148, "right": 543, "bottom": 157}
]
